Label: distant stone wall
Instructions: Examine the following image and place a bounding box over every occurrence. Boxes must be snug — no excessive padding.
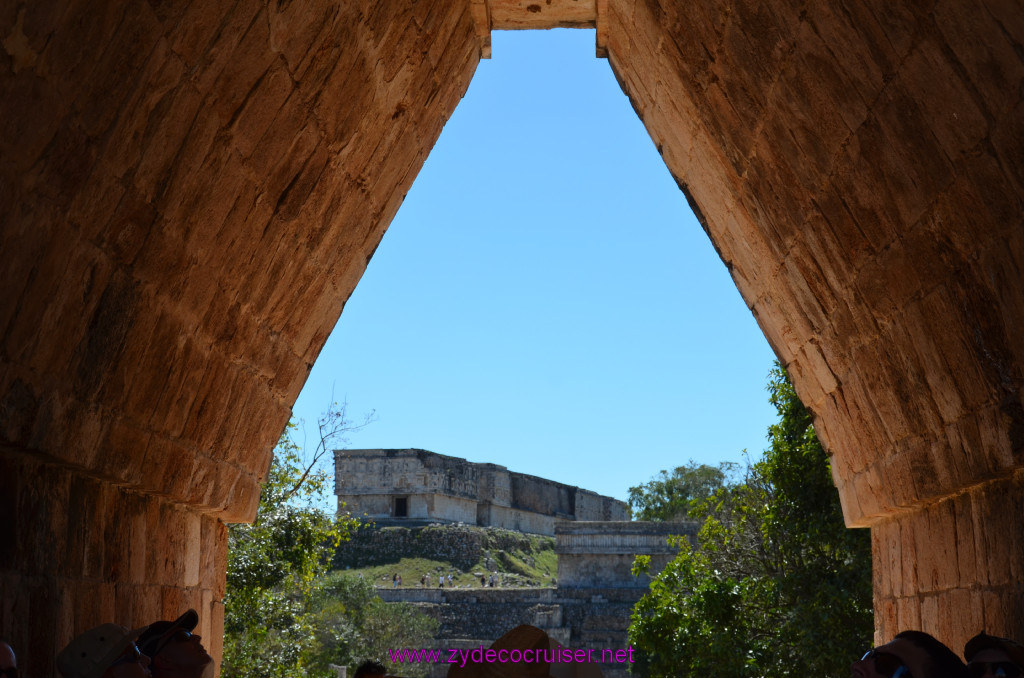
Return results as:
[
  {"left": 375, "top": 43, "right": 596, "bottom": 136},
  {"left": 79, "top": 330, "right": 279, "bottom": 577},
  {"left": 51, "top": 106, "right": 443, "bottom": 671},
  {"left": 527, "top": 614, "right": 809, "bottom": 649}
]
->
[
  {"left": 377, "top": 587, "right": 642, "bottom": 678},
  {"left": 334, "top": 524, "right": 554, "bottom": 572},
  {"left": 364, "top": 520, "right": 693, "bottom": 677},
  {"left": 556, "top": 521, "right": 697, "bottom": 589},
  {"left": 335, "top": 449, "right": 628, "bottom": 535}
]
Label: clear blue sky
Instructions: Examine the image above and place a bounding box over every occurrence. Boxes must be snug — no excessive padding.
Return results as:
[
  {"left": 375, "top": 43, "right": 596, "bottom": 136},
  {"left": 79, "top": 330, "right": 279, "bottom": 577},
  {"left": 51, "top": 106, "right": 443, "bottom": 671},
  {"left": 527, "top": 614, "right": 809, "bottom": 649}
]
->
[{"left": 291, "top": 29, "right": 778, "bottom": 506}]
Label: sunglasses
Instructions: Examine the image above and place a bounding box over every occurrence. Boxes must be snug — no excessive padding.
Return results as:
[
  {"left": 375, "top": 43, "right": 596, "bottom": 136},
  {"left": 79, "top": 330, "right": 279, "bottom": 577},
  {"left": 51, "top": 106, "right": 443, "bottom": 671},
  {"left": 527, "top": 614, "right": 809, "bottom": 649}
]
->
[
  {"left": 969, "top": 662, "right": 1023, "bottom": 678},
  {"left": 111, "top": 644, "right": 145, "bottom": 667},
  {"left": 861, "top": 649, "right": 914, "bottom": 678},
  {"left": 144, "top": 628, "right": 194, "bottom": 657},
  {"left": 171, "top": 630, "right": 193, "bottom": 643}
]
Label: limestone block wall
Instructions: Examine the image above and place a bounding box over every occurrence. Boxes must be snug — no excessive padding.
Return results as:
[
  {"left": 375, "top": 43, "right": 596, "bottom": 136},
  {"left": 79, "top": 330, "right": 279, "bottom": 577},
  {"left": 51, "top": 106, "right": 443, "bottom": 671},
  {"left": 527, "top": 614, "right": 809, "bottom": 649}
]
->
[
  {"left": 574, "top": 489, "right": 630, "bottom": 522},
  {"left": 368, "top": 520, "right": 685, "bottom": 676},
  {"left": 601, "top": 0, "right": 1024, "bottom": 644},
  {"left": 478, "top": 462, "right": 513, "bottom": 506},
  {"left": 341, "top": 492, "right": 479, "bottom": 522},
  {"left": 335, "top": 449, "right": 629, "bottom": 535},
  {"left": 430, "top": 494, "right": 479, "bottom": 525},
  {"left": 0, "top": 453, "right": 226, "bottom": 678},
  {"left": 333, "top": 524, "right": 554, "bottom": 572},
  {"left": 377, "top": 587, "right": 641, "bottom": 678},
  {"left": 488, "top": 504, "right": 556, "bottom": 535},
  {"left": 608, "top": 500, "right": 629, "bottom": 521},
  {"left": 336, "top": 450, "right": 487, "bottom": 506},
  {"left": 509, "top": 473, "right": 575, "bottom": 516},
  {"left": 0, "top": 1, "right": 482, "bottom": 674},
  {"left": 575, "top": 492, "right": 600, "bottom": 521},
  {"left": 555, "top": 521, "right": 694, "bottom": 589},
  {"left": 872, "top": 471, "right": 1024, "bottom": 640},
  {"left": 339, "top": 494, "right": 394, "bottom": 519}
]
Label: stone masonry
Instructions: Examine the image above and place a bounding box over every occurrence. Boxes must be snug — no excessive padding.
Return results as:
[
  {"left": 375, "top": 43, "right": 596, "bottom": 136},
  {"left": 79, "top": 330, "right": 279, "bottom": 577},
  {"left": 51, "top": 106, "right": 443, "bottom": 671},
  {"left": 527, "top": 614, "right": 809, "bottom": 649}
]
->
[
  {"left": 556, "top": 520, "right": 696, "bottom": 589},
  {"left": 333, "top": 523, "right": 554, "bottom": 574},
  {"left": 379, "top": 587, "right": 641, "bottom": 678},
  {"left": 597, "top": 0, "right": 1024, "bottom": 646},
  {"left": 376, "top": 519, "right": 693, "bottom": 678},
  {"left": 2, "top": 0, "right": 1023, "bottom": 673},
  {"left": 335, "top": 449, "right": 628, "bottom": 536},
  {"left": 1, "top": 3, "right": 482, "bottom": 674}
]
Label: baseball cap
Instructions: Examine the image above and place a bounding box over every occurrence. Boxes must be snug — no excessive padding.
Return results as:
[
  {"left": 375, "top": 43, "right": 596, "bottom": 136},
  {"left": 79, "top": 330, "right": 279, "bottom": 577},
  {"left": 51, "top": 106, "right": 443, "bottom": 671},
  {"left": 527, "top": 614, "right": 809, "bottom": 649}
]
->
[
  {"left": 57, "top": 624, "right": 147, "bottom": 678},
  {"left": 964, "top": 633, "right": 1024, "bottom": 667},
  {"left": 136, "top": 609, "right": 199, "bottom": 659}
]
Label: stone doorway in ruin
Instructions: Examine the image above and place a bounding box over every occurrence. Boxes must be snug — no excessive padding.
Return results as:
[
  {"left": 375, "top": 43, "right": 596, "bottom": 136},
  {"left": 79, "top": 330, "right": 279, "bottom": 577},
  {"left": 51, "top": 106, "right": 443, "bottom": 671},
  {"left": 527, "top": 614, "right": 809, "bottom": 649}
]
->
[{"left": 2, "top": 1, "right": 1023, "bottom": 676}]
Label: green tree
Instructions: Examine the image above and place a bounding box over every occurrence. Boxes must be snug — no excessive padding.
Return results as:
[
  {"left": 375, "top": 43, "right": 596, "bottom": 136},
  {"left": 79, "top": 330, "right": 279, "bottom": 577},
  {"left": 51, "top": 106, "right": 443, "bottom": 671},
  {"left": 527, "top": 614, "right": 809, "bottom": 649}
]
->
[
  {"left": 306, "top": 573, "right": 438, "bottom": 678},
  {"left": 628, "top": 461, "right": 737, "bottom": 521},
  {"left": 628, "top": 365, "right": 873, "bottom": 677},
  {"left": 223, "top": 417, "right": 360, "bottom": 678},
  {"left": 223, "top": 403, "right": 439, "bottom": 678}
]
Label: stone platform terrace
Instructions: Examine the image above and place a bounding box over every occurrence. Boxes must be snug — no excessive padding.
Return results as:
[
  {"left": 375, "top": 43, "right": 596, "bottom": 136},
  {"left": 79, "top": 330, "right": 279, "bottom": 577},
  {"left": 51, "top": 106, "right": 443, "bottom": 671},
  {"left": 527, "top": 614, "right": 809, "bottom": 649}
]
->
[{"left": 370, "top": 519, "right": 693, "bottom": 677}]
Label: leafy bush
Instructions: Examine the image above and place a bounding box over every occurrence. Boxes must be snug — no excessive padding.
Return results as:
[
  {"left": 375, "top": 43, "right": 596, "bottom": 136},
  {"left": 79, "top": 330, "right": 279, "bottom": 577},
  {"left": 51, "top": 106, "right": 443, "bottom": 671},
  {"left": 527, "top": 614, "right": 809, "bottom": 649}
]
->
[
  {"left": 628, "top": 365, "right": 873, "bottom": 677},
  {"left": 223, "top": 413, "right": 437, "bottom": 678}
]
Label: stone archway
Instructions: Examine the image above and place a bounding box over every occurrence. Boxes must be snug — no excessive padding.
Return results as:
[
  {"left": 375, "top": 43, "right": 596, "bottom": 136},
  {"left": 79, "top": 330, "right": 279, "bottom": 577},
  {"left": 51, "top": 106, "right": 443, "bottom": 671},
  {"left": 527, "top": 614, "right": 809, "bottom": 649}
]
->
[{"left": 1, "top": 0, "right": 1022, "bottom": 674}]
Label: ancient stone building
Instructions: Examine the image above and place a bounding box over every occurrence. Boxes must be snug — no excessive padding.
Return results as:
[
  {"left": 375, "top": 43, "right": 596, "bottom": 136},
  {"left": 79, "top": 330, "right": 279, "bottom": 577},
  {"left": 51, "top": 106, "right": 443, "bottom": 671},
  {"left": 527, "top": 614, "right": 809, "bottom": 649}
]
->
[
  {"left": 379, "top": 586, "right": 646, "bottom": 678},
  {"left": 376, "top": 518, "right": 693, "bottom": 678},
  {"left": 335, "top": 449, "right": 628, "bottom": 535},
  {"left": 2, "top": 0, "right": 1023, "bottom": 675},
  {"left": 555, "top": 520, "right": 695, "bottom": 589}
]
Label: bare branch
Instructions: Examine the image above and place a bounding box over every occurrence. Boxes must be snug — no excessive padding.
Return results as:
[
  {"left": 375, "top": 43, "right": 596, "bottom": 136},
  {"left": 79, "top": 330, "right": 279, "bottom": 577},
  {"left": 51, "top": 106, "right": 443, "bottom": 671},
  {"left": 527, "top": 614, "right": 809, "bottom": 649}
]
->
[{"left": 280, "top": 398, "right": 377, "bottom": 503}]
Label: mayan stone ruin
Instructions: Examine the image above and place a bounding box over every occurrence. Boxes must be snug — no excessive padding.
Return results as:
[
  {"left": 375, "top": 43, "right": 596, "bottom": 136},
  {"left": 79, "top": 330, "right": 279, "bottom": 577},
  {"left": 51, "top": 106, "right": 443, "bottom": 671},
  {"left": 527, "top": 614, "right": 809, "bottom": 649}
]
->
[
  {"left": 334, "top": 449, "right": 691, "bottom": 676},
  {"left": 554, "top": 520, "right": 695, "bottom": 590},
  {"left": 335, "top": 448, "right": 629, "bottom": 535},
  {"left": 374, "top": 520, "right": 693, "bottom": 678},
  {"left": 2, "top": 0, "right": 1023, "bottom": 675}
]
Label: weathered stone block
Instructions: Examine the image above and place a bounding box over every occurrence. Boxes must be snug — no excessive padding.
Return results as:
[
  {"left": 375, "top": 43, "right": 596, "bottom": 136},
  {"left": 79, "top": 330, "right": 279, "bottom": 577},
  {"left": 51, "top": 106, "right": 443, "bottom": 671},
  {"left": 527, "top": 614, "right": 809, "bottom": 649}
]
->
[
  {"left": 897, "top": 37, "right": 988, "bottom": 164},
  {"left": 556, "top": 521, "right": 693, "bottom": 589},
  {"left": 337, "top": 449, "right": 627, "bottom": 535}
]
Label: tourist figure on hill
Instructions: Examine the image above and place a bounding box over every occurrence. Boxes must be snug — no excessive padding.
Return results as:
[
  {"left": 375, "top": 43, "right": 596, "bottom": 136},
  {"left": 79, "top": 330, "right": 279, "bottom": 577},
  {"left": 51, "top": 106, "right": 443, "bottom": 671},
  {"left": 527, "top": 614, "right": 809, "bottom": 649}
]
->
[
  {"left": 57, "top": 624, "right": 151, "bottom": 678},
  {"left": 0, "top": 640, "right": 16, "bottom": 678},
  {"left": 438, "top": 573, "right": 444, "bottom": 588},
  {"left": 137, "top": 609, "right": 213, "bottom": 678},
  {"left": 447, "top": 573, "right": 453, "bottom": 587},
  {"left": 480, "top": 575, "right": 486, "bottom": 587},
  {"left": 853, "top": 631, "right": 967, "bottom": 678},
  {"left": 392, "top": 573, "right": 398, "bottom": 588},
  {"left": 964, "top": 633, "right": 1024, "bottom": 678}
]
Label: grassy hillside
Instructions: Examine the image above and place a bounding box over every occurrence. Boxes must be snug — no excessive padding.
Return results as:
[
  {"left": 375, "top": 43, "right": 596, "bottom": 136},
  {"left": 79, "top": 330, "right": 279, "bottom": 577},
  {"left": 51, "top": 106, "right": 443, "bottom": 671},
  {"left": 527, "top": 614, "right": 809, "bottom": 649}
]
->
[{"left": 334, "top": 524, "right": 558, "bottom": 588}]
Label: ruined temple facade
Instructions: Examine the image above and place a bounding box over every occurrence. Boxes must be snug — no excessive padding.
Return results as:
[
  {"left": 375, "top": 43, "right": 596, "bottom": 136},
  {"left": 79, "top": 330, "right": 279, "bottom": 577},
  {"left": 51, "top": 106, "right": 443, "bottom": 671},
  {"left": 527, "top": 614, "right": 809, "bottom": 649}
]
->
[
  {"left": 335, "top": 449, "right": 629, "bottom": 535},
  {"left": 555, "top": 520, "right": 695, "bottom": 589},
  {"left": 376, "top": 519, "right": 693, "bottom": 678}
]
